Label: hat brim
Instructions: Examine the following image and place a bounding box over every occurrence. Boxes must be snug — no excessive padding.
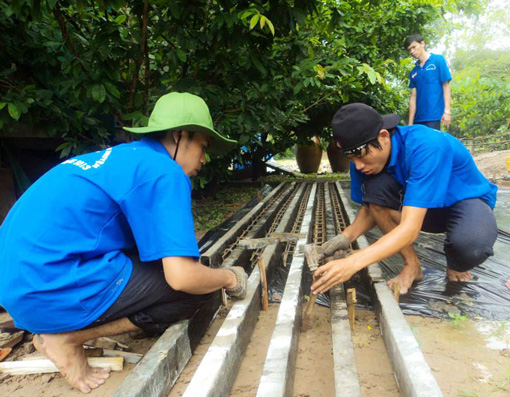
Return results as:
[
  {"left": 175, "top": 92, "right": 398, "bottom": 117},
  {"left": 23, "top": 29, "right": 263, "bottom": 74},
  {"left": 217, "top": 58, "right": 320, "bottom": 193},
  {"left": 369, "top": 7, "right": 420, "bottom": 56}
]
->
[
  {"left": 124, "top": 123, "right": 237, "bottom": 156},
  {"left": 382, "top": 114, "right": 400, "bottom": 130}
]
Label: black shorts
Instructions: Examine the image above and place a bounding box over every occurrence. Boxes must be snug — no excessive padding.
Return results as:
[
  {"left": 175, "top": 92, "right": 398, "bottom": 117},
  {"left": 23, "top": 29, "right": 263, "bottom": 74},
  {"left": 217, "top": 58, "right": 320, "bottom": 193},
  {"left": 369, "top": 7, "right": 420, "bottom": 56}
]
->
[
  {"left": 362, "top": 172, "right": 498, "bottom": 272},
  {"left": 415, "top": 120, "right": 441, "bottom": 130},
  {"left": 88, "top": 255, "right": 212, "bottom": 335}
]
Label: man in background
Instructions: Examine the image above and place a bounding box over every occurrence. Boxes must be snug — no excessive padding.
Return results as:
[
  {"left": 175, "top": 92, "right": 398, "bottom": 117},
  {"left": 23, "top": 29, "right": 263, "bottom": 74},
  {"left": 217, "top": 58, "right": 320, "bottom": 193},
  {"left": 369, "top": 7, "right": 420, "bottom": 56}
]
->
[{"left": 406, "top": 33, "right": 452, "bottom": 130}]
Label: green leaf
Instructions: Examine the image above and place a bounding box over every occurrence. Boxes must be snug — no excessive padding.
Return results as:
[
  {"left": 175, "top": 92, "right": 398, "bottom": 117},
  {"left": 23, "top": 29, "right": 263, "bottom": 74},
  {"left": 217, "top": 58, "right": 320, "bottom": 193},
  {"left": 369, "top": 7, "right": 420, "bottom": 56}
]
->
[
  {"left": 367, "top": 69, "right": 376, "bottom": 84},
  {"left": 260, "top": 15, "right": 266, "bottom": 29},
  {"left": 265, "top": 18, "right": 275, "bottom": 36},
  {"left": 114, "top": 15, "right": 127, "bottom": 24},
  {"left": 239, "top": 134, "right": 250, "bottom": 145},
  {"left": 104, "top": 82, "right": 120, "bottom": 98},
  {"left": 91, "top": 84, "right": 106, "bottom": 103},
  {"left": 8, "top": 103, "right": 20, "bottom": 120},
  {"left": 0, "top": 102, "right": 6, "bottom": 110},
  {"left": 176, "top": 49, "right": 187, "bottom": 63},
  {"left": 249, "top": 14, "right": 260, "bottom": 30}
]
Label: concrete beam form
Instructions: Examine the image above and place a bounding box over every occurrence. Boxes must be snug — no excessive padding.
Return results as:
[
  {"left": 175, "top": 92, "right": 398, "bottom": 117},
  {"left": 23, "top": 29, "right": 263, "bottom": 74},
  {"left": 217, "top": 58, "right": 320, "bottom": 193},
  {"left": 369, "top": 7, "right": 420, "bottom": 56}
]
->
[
  {"left": 183, "top": 183, "right": 307, "bottom": 397},
  {"left": 325, "top": 183, "right": 361, "bottom": 397},
  {"left": 201, "top": 182, "right": 286, "bottom": 266},
  {"left": 334, "top": 183, "right": 443, "bottom": 397},
  {"left": 256, "top": 183, "right": 317, "bottom": 397},
  {"left": 112, "top": 321, "right": 192, "bottom": 397}
]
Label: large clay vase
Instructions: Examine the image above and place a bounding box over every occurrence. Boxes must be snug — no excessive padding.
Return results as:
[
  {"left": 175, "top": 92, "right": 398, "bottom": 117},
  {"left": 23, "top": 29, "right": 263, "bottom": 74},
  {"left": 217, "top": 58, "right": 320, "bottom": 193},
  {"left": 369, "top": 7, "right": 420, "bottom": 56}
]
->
[
  {"left": 294, "top": 137, "right": 322, "bottom": 174},
  {"left": 326, "top": 138, "right": 350, "bottom": 172}
]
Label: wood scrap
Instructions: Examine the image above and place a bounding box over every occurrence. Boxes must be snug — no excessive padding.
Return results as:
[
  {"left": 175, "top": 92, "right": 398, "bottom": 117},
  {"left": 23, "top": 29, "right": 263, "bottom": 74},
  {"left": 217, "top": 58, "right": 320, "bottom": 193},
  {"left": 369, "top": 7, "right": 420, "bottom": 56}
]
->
[
  {"left": 391, "top": 280, "right": 401, "bottom": 303},
  {"left": 0, "top": 357, "right": 124, "bottom": 375},
  {"left": 102, "top": 349, "right": 143, "bottom": 364},
  {"left": 0, "top": 319, "right": 21, "bottom": 334},
  {"left": 302, "top": 244, "right": 320, "bottom": 332},
  {"left": 346, "top": 288, "right": 357, "bottom": 332},
  {"left": 258, "top": 257, "right": 269, "bottom": 311},
  {"left": 0, "top": 330, "right": 24, "bottom": 349},
  {"left": 87, "top": 337, "right": 130, "bottom": 351},
  {"left": 0, "top": 348, "right": 12, "bottom": 362},
  {"left": 83, "top": 347, "right": 104, "bottom": 357}
]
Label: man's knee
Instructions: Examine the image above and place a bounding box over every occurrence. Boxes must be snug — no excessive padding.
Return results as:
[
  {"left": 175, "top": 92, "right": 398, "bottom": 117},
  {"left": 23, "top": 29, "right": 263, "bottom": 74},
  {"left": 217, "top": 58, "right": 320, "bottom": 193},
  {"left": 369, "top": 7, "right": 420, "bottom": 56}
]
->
[
  {"left": 129, "top": 292, "right": 214, "bottom": 336},
  {"left": 445, "top": 234, "right": 495, "bottom": 272},
  {"left": 363, "top": 173, "right": 403, "bottom": 211}
]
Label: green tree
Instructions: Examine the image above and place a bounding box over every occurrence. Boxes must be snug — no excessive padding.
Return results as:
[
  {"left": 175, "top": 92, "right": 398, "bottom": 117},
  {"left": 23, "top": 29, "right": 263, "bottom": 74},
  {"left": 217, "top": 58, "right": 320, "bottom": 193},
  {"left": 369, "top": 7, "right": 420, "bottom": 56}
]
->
[{"left": 1, "top": 0, "right": 475, "bottom": 183}]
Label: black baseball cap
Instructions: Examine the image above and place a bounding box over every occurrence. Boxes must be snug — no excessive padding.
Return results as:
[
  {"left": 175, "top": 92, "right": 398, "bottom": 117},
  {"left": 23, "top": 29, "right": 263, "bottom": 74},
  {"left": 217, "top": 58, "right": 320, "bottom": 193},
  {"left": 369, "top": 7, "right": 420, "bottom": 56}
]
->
[{"left": 332, "top": 103, "right": 400, "bottom": 154}]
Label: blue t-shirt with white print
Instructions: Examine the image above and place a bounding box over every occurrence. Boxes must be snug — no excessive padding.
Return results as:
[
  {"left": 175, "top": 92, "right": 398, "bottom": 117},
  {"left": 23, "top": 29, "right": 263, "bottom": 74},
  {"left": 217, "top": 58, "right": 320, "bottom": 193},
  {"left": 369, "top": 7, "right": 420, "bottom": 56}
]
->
[
  {"left": 409, "top": 53, "right": 452, "bottom": 123},
  {"left": 0, "top": 138, "right": 199, "bottom": 333},
  {"left": 350, "top": 125, "right": 497, "bottom": 209}
]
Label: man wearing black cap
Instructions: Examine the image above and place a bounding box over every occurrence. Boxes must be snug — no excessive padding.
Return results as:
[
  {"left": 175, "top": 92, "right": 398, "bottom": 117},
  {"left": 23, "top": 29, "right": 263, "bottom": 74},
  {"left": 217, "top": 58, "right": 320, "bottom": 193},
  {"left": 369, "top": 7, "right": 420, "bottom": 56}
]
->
[{"left": 311, "top": 103, "right": 498, "bottom": 296}]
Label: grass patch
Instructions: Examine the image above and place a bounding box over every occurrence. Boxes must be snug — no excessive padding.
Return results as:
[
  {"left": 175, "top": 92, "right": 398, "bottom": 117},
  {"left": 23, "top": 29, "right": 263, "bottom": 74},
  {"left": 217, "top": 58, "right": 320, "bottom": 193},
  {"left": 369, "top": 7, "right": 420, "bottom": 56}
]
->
[{"left": 192, "top": 184, "right": 259, "bottom": 235}]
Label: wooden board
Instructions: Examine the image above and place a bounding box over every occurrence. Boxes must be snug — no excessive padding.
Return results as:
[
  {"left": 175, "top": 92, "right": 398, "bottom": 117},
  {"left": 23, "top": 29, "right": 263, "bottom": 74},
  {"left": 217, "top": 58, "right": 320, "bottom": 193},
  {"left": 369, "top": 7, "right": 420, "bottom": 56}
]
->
[{"left": 0, "top": 357, "right": 123, "bottom": 375}]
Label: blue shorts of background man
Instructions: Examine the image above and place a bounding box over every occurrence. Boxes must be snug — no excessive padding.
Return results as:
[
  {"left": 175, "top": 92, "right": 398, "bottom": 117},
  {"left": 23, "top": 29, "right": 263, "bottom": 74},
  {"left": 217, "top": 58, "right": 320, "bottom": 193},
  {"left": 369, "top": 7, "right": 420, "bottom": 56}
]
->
[
  {"left": 406, "top": 33, "right": 452, "bottom": 131},
  {"left": 0, "top": 93, "right": 247, "bottom": 394},
  {"left": 311, "top": 103, "right": 498, "bottom": 297}
]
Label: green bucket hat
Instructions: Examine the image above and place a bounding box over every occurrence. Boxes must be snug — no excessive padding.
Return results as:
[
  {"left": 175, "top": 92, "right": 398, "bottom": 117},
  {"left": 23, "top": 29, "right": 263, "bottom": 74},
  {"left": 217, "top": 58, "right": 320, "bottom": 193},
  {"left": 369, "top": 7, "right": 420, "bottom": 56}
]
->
[{"left": 124, "top": 92, "right": 237, "bottom": 156}]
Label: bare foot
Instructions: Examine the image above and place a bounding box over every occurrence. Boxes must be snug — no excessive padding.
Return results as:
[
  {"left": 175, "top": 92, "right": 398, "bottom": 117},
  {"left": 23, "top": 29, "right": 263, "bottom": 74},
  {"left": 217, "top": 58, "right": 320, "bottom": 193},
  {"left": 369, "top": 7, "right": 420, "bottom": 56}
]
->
[
  {"left": 387, "top": 264, "right": 424, "bottom": 294},
  {"left": 34, "top": 333, "right": 110, "bottom": 393},
  {"left": 446, "top": 267, "right": 473, "bottom": 282}
]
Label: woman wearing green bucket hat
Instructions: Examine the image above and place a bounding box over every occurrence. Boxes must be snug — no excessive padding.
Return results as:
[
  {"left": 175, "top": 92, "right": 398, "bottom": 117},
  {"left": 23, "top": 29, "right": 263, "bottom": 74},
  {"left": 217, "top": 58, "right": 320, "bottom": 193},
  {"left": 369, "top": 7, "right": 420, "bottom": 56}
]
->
[{"left": 0, "top": 92, "right": 246, "bottom": 393}]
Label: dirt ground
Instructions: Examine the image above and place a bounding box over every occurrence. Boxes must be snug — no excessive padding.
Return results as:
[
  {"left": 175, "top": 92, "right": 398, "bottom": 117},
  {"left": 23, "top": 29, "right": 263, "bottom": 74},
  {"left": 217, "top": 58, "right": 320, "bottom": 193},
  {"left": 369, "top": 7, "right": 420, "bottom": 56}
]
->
[{"left": 1, "top": 151, "right": 510, "bottom": 396}]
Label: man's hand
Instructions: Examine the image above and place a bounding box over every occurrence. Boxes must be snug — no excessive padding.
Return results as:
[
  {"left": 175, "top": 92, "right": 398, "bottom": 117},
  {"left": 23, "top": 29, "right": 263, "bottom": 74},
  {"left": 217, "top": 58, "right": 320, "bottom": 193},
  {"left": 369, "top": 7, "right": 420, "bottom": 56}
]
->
[
  {"left": 224, "top": 266, "right": 248, "bottom": 299},
  {"left": 321, "top": 234, "right": 350, "bottom": 257},
  {"left": 441, "top": 112, "right": 451, "bottom": 128},
  {"left": 311, "top": 256, "right": 361, "bottom": 294}
]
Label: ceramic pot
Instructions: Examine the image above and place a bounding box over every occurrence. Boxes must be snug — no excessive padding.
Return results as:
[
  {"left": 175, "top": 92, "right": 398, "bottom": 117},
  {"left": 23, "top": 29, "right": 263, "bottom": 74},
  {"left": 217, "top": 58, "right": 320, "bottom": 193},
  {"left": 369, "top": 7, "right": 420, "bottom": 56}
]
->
[
  {"left": 294, "top": 137, "right": 322, "bottom": 174},
  {"left": 326, "top": 138, "right": 350, "bottom": 172}
]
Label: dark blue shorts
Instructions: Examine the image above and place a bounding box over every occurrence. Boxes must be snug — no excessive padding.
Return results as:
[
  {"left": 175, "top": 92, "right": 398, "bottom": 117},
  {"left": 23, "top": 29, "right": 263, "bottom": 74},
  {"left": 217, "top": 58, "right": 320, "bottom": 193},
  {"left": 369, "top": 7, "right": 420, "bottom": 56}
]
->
[
  {"left": 88, "top": 255, "right": 212, "bottom": 335},
  {"left": 416, "top": 120, "right": 441, "bottom": 130},
  {"left": 362, "top": 172, "right": 498, "bottom": 272}
]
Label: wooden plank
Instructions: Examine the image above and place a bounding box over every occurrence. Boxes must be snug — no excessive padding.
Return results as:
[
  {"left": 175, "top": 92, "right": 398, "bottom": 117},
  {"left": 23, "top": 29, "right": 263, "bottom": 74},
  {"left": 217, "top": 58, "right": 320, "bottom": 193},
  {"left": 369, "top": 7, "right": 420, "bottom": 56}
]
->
[
  {"left": 0, "top": 331, "right": 24, "bottom": 349},
  {"left": 257, "top": 183, "right": 317, "bottom": 397},
  {"left": 201, "top": 182, "right": 286, "bottom": 266},
  {"left": 0, "top": 357, "right": 123, "bottom": 375},
  {"left": 336, "top": 183, "right": 443, "bottom": 397},
  {"left": 102, "top": 349, "right": 143, "bottom": 364},
  {"left": 183, "top": 183, "right": 306, "bottom": 397}
]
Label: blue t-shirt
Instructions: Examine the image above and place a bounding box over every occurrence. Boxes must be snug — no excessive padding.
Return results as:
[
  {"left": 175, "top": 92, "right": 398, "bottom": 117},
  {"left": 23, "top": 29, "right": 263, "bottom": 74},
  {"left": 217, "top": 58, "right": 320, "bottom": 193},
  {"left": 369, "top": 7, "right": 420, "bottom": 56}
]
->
[
  {"left": 0, "top": 138, "right": 199, "bottom": 333},
  {"left": 350, "top": 125, "right": 497, "bottom": 209},
  {"left": 409, "top": 53, "right": 452, "bottom": 123}
]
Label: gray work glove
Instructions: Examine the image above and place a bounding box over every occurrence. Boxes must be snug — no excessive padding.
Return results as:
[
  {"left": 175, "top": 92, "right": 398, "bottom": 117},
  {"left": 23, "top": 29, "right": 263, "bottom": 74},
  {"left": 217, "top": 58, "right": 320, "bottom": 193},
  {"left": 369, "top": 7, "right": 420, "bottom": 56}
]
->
[
  {"left": 321, "top": 234, "right": 351, "bottom": 257},
  {"left": 224, "top": 266, "right": 248, "bottom": 299}
]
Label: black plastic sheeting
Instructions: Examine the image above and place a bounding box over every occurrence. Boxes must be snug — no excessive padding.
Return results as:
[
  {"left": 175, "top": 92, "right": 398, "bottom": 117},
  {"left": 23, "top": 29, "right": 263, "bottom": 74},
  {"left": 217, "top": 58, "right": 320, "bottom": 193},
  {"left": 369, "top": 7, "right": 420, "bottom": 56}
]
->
[{"left": 364, "top": 228, "right": 510, "bottom": 320}]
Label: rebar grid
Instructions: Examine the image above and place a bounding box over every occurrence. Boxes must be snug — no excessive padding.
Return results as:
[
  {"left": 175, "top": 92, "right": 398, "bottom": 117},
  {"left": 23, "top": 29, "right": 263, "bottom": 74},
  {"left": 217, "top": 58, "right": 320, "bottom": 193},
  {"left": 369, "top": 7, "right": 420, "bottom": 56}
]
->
[
  {"left": 329, "top": 182, "right": 348, "bottom": 235},
  {"left": 248, "top": 185, "right": 300, "bottom": 268},
  {"left": 282, "top": 183, "right": 312, "bottom": 266},
  {"left": 312, "top": 183, "right": 327, "bottom": 246},
  {"left": 220, "top": 184, "right": 288, "bottom": 261}
]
